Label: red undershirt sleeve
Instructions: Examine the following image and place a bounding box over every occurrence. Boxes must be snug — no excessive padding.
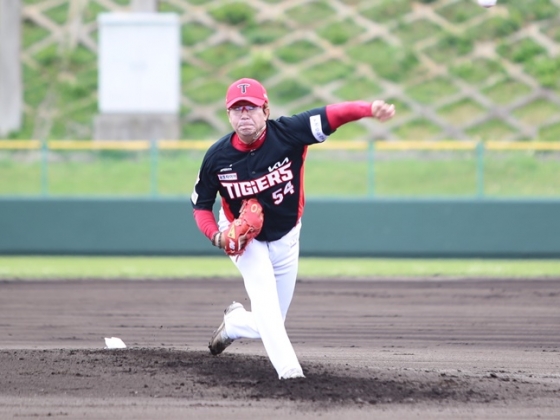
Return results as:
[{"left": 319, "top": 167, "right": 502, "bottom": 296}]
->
[
  {"left": 193, "top": 209, "right": 219, "bottom": 241},
  {"left": 326, "top": 101, "right": 373, "bottom": 130}
]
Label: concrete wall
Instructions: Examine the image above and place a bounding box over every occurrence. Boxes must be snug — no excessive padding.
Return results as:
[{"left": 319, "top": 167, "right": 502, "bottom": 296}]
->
[
  {"left": 1, "top": 198, "right": 559, "bottom": 258},
  {"left": 94, "top": 11, "right": 180, "bottom": 140}
]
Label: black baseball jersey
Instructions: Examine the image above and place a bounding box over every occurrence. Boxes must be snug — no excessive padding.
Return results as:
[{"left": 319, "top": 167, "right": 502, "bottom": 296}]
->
[{"left": 191, "top": 107, "right": 335, "bottom": 242}]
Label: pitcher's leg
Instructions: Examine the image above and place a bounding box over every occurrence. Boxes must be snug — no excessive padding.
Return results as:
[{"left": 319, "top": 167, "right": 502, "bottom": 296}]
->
[
  {"left": 269, "top": 222, "right": 301, "bottom": 320},
  {"left": 223, "top": 303, "right": 259, "bottom": 339},
  {"left": 227, "top": 240, "right": 302, "bottom": 378},
  {"left": 226, "top": 222, "right": 301, "bottom": 334}
]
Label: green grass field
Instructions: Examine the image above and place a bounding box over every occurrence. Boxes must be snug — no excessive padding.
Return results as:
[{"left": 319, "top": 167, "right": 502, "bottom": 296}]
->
[
  {"left": 1, "top": 256, "right": 559, "bottom": 279},
  {"left": 2, "top": 150, "right": 560, "bottom": 197}
]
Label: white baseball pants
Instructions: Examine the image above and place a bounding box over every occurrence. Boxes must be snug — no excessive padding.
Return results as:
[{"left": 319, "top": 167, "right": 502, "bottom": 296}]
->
[{"left": 218, "top": 211, "right": 303, "bottom": 378}]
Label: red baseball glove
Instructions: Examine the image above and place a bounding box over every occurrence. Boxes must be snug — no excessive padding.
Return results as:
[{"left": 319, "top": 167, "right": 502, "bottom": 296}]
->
[{"left": 222, "top": 198, "right": 264, "bottom": 256}]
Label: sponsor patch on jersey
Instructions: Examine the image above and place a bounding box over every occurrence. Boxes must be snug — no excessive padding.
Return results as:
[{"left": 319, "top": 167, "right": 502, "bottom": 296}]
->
[
  {"left": 218, "top": 173, "right": 238, "bottom": 181},
  {"left": 310, "top": 114, "right": 327, "bottom": 142}
]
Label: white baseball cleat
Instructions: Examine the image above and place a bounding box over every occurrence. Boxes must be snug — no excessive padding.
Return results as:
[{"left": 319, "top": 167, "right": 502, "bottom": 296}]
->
[
  {"left": 208, "top": 301, "right": 244, "bottom": 356},
  {"left": 280, "top": 368, "right": 306, "bottom": 380}
]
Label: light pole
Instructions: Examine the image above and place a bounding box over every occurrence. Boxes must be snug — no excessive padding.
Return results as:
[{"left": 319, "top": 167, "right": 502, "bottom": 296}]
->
[
  {"left": 131, "top": 0, "right": 159, "bottom": 12},
  {"left": 0, "top": 0, "right": 22, "bottom": 137}
]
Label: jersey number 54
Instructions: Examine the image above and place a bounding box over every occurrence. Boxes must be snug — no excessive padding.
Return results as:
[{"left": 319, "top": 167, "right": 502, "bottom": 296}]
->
[{"left": 272, "top": 181, "right": 295, "bottom": 205}]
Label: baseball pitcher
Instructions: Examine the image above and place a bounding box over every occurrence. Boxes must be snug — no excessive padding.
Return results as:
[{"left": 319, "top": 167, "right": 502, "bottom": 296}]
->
[{"left": 191, "top": 78, "right": 395, "bottom": 379}]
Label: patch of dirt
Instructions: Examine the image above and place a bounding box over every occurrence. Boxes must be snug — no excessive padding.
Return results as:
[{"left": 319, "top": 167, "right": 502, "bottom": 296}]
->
[{"left": 0, "top": 348, "right": 503, "bottom": 407}]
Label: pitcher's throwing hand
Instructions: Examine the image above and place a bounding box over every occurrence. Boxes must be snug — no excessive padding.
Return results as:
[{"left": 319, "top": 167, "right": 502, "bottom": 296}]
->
[{"left": 371, "top": 100, "right": 395, "bottom": 122}]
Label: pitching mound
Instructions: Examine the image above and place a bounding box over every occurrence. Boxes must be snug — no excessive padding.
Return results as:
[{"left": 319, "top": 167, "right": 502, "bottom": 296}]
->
[{"left": 0, "top": 346, "right": 544, "bottom": 408}]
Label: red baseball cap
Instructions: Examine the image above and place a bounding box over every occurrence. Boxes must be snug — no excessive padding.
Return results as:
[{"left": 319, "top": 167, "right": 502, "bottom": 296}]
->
[{"left": 226, "top": 78, "right": 268, "bottom": 108}]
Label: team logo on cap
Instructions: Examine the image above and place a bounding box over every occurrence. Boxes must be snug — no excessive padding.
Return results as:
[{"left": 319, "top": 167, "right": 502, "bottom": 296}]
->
[{"left": 237, "top": 83, "right": 250, "bottom": 94}]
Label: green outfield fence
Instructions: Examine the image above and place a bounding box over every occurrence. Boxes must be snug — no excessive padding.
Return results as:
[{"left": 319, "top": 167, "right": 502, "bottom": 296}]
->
[
  {"left": 3, "top": 139, "right": 560, "bottom": 257},
  {"left": 1, "top": 140, "right": 560, "bottom": 198}
]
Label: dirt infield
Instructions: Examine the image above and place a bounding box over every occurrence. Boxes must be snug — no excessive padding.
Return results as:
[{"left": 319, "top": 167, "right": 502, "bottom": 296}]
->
[{"left": 1, "top": 277, "right": 559, "bottom": 419}]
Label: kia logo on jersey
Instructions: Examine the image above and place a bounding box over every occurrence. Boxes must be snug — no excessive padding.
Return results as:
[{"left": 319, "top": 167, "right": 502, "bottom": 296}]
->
[{"left": 268, "top": 157, "right": 289, "bottom": 172}]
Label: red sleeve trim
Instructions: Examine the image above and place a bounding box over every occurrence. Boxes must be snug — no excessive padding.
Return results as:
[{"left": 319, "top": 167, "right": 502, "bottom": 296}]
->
[
  {"left": 326, "top": 101, "right": 373, "bottom": 130},
  {"left": 193, "top": 209, "right": 219, "bottom": 241}
]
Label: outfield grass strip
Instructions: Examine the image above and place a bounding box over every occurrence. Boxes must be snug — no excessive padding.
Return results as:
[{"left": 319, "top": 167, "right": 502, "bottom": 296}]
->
[{"left": 0, "top": 257, "right": 559, "bottom": 280}]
